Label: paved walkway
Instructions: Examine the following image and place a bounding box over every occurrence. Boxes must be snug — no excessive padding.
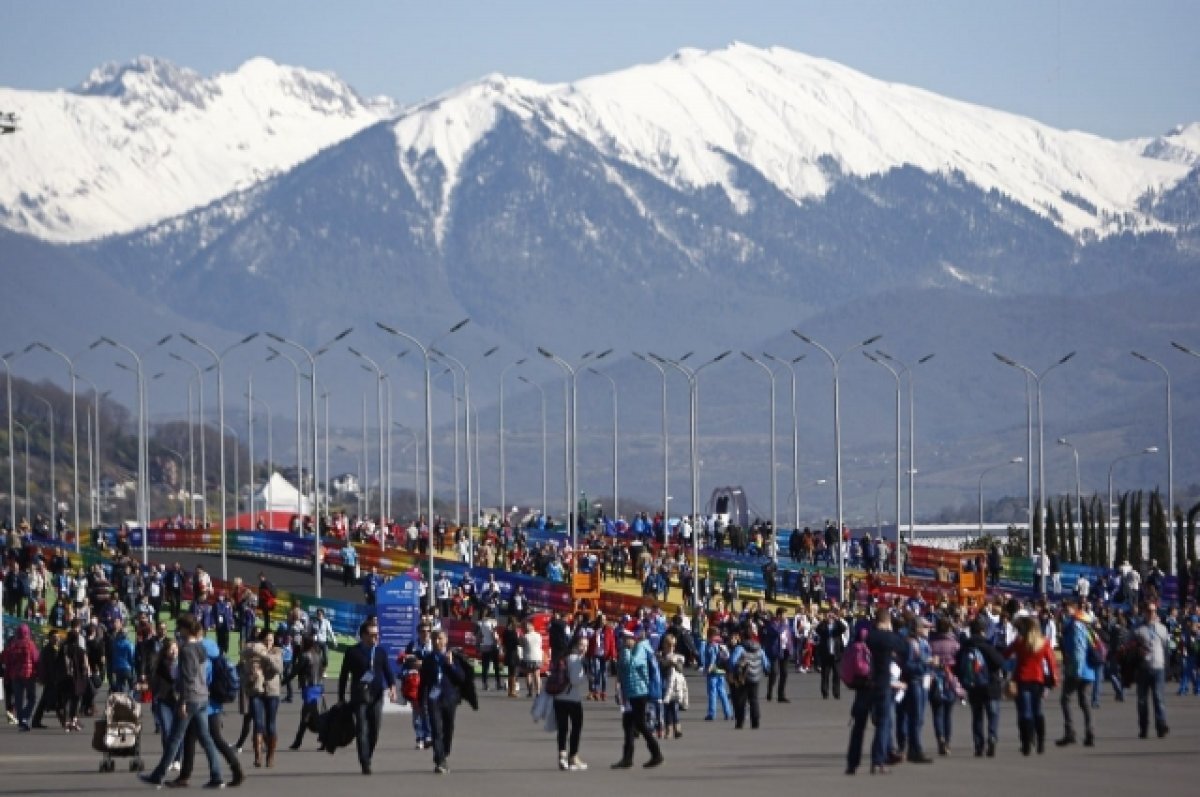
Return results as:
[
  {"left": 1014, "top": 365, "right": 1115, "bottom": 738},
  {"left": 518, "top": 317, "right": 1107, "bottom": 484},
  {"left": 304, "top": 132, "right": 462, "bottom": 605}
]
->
[{"left": 3, "top": 667, "right": 1196, "bottom": 795}]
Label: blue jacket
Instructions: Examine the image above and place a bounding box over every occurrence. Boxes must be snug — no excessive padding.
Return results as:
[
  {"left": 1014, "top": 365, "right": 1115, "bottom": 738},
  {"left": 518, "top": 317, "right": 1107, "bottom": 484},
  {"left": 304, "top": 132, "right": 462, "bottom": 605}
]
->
[
  {"left": 110, "top": 633, "right": 135, "bottom": 674},
  {"left": 619, "top": 640, "right": 654, "bottom": 698},
  {"left": 1062, "top": 616, "right": 1098, "bottom": 682}
]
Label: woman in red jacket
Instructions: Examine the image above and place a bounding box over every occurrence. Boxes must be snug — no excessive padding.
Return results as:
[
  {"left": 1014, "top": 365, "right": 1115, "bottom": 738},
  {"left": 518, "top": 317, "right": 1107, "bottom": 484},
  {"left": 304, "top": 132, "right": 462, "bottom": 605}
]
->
[
  {"left": 2, "top": 623, "right": 39, "bottom": 730},
  {"left": 1006, "top": 615, "right": 1058, "bottom": 755}
]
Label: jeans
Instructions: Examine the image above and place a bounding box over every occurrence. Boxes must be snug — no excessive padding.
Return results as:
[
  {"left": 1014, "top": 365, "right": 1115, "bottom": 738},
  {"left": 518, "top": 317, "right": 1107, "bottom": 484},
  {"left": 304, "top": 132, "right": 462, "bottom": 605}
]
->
[
  {"left": 553, "top": 699, "right": 583, "bottom": 757},
  {"left": 150, "top": 701, "right": 222, "bottom": 785},
  {"left": 179, "top": 712, "right": 238, "bottom": 782},
  {"left": 1176, "top": 656, "right": 1198, "bottom": 695},
  {"left": 662, "top": 699, "right": 679, "bottom": 727},
  {"left": 902, "top": 681, "right": 928, "bottom": 757},
  {"left": 930, "top": 693, "right": 954, "bottom": 745},
  {"left": 847, "top": 687, "right": 895, "bottom": 767},
  {"left": 847, "top": 688, "right": 874, "bottom": 771},
  {"left": 153, "top": 699, "right": 179, "bottom": 760},
  {"left": 1136, "top": 668, "right": 1167, "bottom": 733},
  {"left": 411, "top": 701, "right": 430, "bottom": 742},
  {"left": 251, "top": 694, "right": 280, "bottom": 737},
  {"left": 1060, "top": 676, "right": 1094, "bottom": 737},
  {"left": 109, "top": 669, "right": 133, "bottom": 694},
  {"left": 767, "top": 654, "right": 788, "bottom": 699},
  {"left": 480, "top": 648, "right": 502, "bottom": 688},
  {"left": 705, "top": 674, "right": 732, "bottom": 719},
  {"left": 1016, "top": 682, "right": 1045, "bottom": 722},
  {"left": 590, "top": 657, "right": 608, "bottom": 695},
  {"left": 968, "top": 690, "right": 1000, "bottom": 752},
  {"left": 11, "top": 677, "right": 35, "bottom": 726}
]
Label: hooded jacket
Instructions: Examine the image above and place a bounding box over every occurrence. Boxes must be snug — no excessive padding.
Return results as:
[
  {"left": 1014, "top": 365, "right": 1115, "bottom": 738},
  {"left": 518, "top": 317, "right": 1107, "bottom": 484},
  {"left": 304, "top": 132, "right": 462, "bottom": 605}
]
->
[{"left": 1, "top": 624, "right": 39, "bottom": 679}]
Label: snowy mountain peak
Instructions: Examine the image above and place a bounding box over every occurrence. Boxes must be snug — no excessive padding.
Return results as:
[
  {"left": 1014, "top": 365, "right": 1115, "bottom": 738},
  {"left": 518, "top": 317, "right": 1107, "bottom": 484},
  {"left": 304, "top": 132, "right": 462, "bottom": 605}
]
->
[
  {"left": 75, "top": 56, "right": 212, "bottom": 107},
  {"left": 0, "top": 58, "right": 397, "bottom": 242},
  {"left": 390, "top": 42, "right": 1193, "bottom": 238}
]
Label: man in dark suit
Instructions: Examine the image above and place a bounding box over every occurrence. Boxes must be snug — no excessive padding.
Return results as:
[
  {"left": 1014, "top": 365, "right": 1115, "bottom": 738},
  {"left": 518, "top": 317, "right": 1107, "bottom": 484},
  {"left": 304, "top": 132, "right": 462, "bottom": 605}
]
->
[
  {"left": 338, "top": 620, "right": 396, "bottom": 775},
  {"left": 421, "top": 629, "right": 467, "bottom": 774},
  {"left": 815, "top": 610, "right": 848, "bottom": 699}
]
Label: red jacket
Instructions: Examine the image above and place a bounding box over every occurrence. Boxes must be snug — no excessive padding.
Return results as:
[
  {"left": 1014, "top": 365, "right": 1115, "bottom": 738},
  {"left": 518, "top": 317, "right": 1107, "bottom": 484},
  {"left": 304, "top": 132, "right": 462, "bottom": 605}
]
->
[
  {"left": 1008, "top": 638, "right": 1058, "bottom": 685},
  {"left": 1, "top": 624, "right": 39, "bottom": 679}
]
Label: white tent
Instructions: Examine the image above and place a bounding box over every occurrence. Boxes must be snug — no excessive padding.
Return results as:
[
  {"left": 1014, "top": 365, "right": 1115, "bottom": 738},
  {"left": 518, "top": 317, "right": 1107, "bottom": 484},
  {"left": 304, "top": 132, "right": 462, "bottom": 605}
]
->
[{"left": 253, "top": 472, "right": 312, "bottom": 516}]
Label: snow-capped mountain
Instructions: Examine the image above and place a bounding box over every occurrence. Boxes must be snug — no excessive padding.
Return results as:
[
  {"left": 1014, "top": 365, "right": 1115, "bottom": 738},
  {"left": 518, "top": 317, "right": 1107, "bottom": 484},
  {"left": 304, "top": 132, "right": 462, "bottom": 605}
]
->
[
  {"left": 0, "top": 56, "right": 397, "bottom": 241},
  {"left": 392, "top": 43, "right": 1193, "bottom": 241}
]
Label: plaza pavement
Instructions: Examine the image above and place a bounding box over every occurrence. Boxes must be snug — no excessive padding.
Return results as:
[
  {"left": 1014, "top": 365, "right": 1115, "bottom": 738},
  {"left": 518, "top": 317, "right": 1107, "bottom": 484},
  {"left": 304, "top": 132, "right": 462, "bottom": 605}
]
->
[{"left": 2, "top": 663, "right": 1197, "bottom": 796}]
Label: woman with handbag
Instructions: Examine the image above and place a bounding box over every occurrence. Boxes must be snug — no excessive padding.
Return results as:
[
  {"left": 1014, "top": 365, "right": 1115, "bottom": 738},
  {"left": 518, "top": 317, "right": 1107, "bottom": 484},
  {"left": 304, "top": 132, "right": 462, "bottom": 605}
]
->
[
  {"left": 1006, "top": 615, "right": 1059, "bottom": 755},
  {"left": 288, "top": 634, "right": 325, "bottom": 750}
]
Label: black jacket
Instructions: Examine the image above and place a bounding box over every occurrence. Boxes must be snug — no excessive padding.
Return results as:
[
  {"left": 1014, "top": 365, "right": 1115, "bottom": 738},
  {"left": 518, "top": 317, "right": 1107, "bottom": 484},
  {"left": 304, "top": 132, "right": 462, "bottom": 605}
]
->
[
  {"left": 338, "top": 642, "right": 395, "bottom": 704},
  {"left": 419, "top": 650, "right": 467, "bottom": 708},
  {"left": 814, "top": 619, "right": 848, "bottom": 663},
  {"left": 958, "top": 635, "right": 1007, "bottom": 701}
]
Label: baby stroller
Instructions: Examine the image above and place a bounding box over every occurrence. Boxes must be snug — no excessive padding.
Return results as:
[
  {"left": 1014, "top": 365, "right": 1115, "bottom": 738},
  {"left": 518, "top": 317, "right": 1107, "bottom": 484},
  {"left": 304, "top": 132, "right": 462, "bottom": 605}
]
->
[{"left": 92, "top": 692, "right": 144, "bottom": 772}]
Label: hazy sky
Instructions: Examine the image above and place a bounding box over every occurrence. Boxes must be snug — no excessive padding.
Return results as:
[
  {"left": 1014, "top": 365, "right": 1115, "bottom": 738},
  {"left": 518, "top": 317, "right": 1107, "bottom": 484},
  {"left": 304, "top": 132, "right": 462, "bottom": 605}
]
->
[{"left": 2, "top": 0, "right": 1197, "bottom": 140}]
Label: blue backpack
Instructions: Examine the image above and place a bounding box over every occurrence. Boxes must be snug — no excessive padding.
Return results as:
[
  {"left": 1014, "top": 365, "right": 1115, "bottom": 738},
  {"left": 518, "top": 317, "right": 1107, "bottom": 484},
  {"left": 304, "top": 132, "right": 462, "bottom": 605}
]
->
[{"left": 209, "top": 653, "right": 241, "bottom": 705}]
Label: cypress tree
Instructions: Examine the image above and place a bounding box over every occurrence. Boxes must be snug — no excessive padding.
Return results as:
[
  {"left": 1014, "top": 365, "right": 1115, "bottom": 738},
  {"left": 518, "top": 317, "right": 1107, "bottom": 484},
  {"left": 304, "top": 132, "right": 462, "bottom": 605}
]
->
[
  {"left": 1148, "top": 490, "right": 1170, "bottom": 570},
  {"left": 1188, "top": 502, "right": 1199, "bottom": 564},
  {"left": 1080, "top": 499, "right": 1092, "bottom": 565},
  {"left": 1115, "top": 492, "right": 1129, "bottom": 567},
  {"left": 1095, "top": 495, "right": 1109, "bottom": 568},
  {"left": 1066, "top": 498, "right": 1078, "bottom": 562},
  {"left": 1129, "top": 490, "right": 1144, "bottom": 568}
]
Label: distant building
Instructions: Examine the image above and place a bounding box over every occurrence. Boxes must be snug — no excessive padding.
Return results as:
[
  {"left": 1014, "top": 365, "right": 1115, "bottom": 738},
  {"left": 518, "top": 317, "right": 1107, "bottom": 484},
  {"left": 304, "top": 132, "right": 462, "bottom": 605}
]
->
[
  {"left": 95, "top": 477, "right": 133, "bottom": 501},
  {"left": 330, "top": 472, "right": 360, "bottom": 496}
]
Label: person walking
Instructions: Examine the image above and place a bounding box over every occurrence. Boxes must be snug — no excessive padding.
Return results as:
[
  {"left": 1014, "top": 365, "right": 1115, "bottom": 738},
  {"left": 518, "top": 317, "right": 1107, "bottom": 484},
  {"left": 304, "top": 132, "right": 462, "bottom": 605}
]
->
[
  {"left": 658, "top": 634, "right": 688, "bottom": 740},
  {"left": 167, "top": 636, "right": 245, "bottom": 789},
  {"left": 338, "top": 620, "right": 396, "bottom": 775},
  {"left": 701, "top": 628, "right": 733, "bottom": 721},
  {"left": 521, "top": 619, "right": 544, "bottom": 698},
  {"left": 1134, "top": 603, "right": 1171, "bottom": 739},
  {"left": 928, "top": 616, "right": 960, "bottom": 756},
  {"left": 957, "top": 617, "right": 1006, "bottom": 757},
  {"left": 728, "top": 625, "right": 768, "bottom": 730},
  {"left": 1006, "top": 614, "right": 1058, "bottom": 756},
  {"left": 138, "top": 614, "right": 226, "bottom": 789},
  {"left": 845, "top": 608, "right": 909, "bottom": 775},
  {"left": 899, "top": 617, "right": 935, "bottom": 763},
  {"left": 611, "top": 629, "right": 663, "bottom": 769},
  {"left": 763, "top": 608, "right": 791, "bottom": 702},
  {"left": 288, "top": 634, "right": 324, "bottom": 750},
  {"left": 1056, "top": 600, "right": 1097, "bottom": 747},
  {"left": 420, "top": 628, "right": 467, "bottom": 774},
  {"left": 550, "top": 634, "right": 590, "bottom": 770},
  {"left": 502, "top": 616, "right": 522, "bottom": 697},
  {"left": 815, "top": 610, "right": 847, "bottom": 700},
  {"left": 2, "top": 623, "right": 39, "bottom": 731}
]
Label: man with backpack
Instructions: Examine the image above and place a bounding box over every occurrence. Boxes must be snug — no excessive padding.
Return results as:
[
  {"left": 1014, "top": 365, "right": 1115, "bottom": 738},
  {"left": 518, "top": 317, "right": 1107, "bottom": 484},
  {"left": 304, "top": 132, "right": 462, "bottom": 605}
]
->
[
  {"left": 727, "top": 624, "right": 769, "bottom": 730},
  {"left": 166, "top": 636, "right": 245, "bottom": 788},
  {"left": 701, "top": 628, "right": 733, "bottom": 721},
  {"left": 1057, "top": 600, "right": 1098, "bottom": 747},
  {"left": 845, "top": 608, "right": 909, "bottom": 775},
  {"left": 957, "top": 617, "right": 1006, "bottom": 757}
]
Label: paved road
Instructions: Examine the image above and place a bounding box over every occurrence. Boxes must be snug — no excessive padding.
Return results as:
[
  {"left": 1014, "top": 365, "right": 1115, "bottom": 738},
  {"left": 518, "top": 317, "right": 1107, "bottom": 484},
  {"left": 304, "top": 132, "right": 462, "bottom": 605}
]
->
[{"left": 3, "top": 667, "right": 1197, "bottom": 795}]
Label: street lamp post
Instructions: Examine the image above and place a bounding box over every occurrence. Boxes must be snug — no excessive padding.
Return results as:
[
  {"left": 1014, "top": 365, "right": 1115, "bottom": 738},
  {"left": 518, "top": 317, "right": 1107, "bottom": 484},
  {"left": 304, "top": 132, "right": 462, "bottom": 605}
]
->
[
  {"left": 740, "top": 353, "right": 778, "bottom": 560},
  {"left": 182, "top": 333, "right": 260, "bottom": 581},
  {"left": 265, "top": 330, "right": 353, "bottom": 599},
  {"left": 585, "top": 367, "right": 619, "bottom": 522},
  {"left": 248, "top": 392, "right": 273, "bottom": 525},
  {"left": 538, "top": 347, "right": 611, "bottom": 556},
  {"left": 376, "top": 319, "right": 469, "bottom": 607},
  {"left": 30, "top": 342, "right": 80, "bottom": 548},
  {"left": 979, "top": 457, "right": 1025, "bottom": 536},
  {"left": 1108, "top": 447, "right": 1158, "bottom": 567},
  {"left": 267, "top": 347, "right": 306, "bottom": 527},
  {"left": 793, "top": 333, "right": 882, "bottom": 603},
  {"left": 32, "top": 396, "right": 54, "bottom": 523},
  {"left": 13, "top": 420, "right": 30, "bottom": 517},
  {"left": 649, "top": 351, "right": 731, "bottom": 600},
  {"left": 1057, "top": 439, "right": 1082, "bottom": 560},
  {"left": 432, "top": 367, "right": 461, "bottom": 527},
  {"left": 518, "top": 376, "right": 548, "bottom": 517},
  {"left": 874, "top": 351, "right": 934, "bottom": 558},
  {"left": 350, "top": 348, "right": 388, "bottom": 540},
  {"left": 1131, "top": 351, "right": 1174, "bottom": 571},
  {"left": 1, "top": 351, "right": 17, "bottom": 531},
  {"left": 168, "top": 353, "right": 208, "bottom": 524},
  {"left": 633, "top": 353, "right": 670, "bottom": 532},
  {"left": 864, "top": 352, "right": 903, "bottom": 584},
  {"left": 498, "top": 358, "right": 527, "bottom": 523},
  {"left": 763, "top": 353, "right": 805, "bottom": 536},
  {"left": 994, "top": 351, "right": 1075, "bottom": 593}
]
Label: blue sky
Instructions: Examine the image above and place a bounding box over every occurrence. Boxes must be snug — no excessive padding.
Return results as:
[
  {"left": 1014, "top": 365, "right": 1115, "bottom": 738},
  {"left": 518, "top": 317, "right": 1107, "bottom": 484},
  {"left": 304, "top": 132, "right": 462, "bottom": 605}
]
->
[{"left": 2, "top": 0, "right": 1197, "bottom": 140}]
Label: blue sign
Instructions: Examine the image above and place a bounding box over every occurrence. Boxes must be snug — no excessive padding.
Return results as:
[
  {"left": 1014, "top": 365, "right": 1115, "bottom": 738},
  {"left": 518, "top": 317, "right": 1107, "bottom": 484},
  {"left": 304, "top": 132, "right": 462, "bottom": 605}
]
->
[{"left": 377, "top": 575, "right": 422, "bottom": 663}]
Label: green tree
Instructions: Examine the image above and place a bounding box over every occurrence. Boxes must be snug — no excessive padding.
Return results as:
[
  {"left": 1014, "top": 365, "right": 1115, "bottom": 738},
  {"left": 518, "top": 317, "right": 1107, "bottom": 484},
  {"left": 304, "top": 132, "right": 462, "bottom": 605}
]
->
[
  {"left": 1080, "top": 498, "right": 1092, "bottom": 565},
  {"left": 1129, "top": 490, "right": 1144, "bottom": 567},
  {"left": 1148, "top": 490, "right": 1170, "bottom": 569},
  {"left": 1188, "top": 502, "right": 1199, "bottom": 565},
  {"left": 1064, "top": 497, "right": 1078, "bottom": 562},
  {"left": 1115, "top": 492, "right": 1129, "bottom": 567}
]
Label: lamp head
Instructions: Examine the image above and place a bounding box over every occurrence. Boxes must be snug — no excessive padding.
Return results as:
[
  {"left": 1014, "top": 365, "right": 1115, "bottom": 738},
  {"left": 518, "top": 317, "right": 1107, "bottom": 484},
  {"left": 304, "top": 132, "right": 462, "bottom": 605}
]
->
[
  {"left": 448, "top": 318, "right": 470, "bottom": 334},
  {"left": 332, "top": 328, "right": 353, "bottom": 343},
  {"left": 1145, "top": 447, "right": 1159, "bottom": 454},
  {"left": 918, "top": 354, "right": 935, "bottom": 365},
  {"left": 792, "top": 331, "right": 812, "bottom": 344},
  {"left": 1058, "top": 351, "right": 1076, "bottom": 365},
  {"left": 740, "top": 351, "right": 755, "bottom": 362},
  {"left": 861, "top": 334, "right": 882, "bottom": 347},
  {"left": 376, "top": 321, "right": 398, "bottom": 336},
  {"left": 713, "top": 350, "right": 732, "bottom": 363},
  {"left": 537, "top": 347, "right": 554, "bottom": 359},
  {"left": 484, "top": 346, "right": 499, "bottom": 358},
  {"left": 265, "top": 332, "right": 285, "bottom": 344},
  {"left": 1012, "top": 457, "right": 1025, "bottom": 463},
  {"left": 155, "top": 334, "right": 173, "bottom": 347}
]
